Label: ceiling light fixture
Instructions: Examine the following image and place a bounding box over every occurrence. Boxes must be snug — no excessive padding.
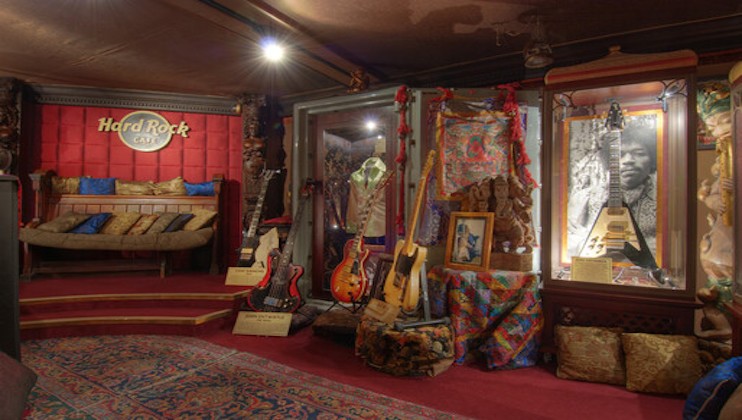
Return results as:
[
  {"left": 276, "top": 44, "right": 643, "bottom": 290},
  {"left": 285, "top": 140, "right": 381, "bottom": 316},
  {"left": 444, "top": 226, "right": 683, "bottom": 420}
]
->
[
  {"left": 523, "top": 16, "right": 554, "bottom": 69},
  {"left": 261, "top": 39, "right": 285, "bottom": 62}
]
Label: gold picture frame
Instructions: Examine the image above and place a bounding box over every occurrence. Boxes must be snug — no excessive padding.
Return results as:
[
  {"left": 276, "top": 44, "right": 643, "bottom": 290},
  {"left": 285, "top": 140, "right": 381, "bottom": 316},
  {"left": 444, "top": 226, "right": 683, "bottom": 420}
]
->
[{"left": 444, "top": 211, "right": 494, "bottom": 272}]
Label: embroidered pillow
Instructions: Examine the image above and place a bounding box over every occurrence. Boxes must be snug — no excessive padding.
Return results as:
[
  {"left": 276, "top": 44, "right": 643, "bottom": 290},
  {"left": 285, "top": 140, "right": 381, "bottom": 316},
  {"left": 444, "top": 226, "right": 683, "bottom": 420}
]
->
[
  {"left": 79, "top": 177, "right": 116, "bottom": 195},
  {"left": 115, "top": 179, "right": 155, "bottom": 195},
  {"left": 68, "top": 213, "right": 112, "bottom": 234},
  {"left": 183, "top": 208, "right": 217, "bottom": 231},
  {"left": 555, "top": 325, "right": 626, "bottom": 385},
  {"left": 153, "top": 177, "right": 187, "bottom": 196},
  {"left": 50, "top": 176, "right": 80, "bottom": 194},
  {"left": 622, "top": 333, "right": 703, "bottom": 395},
  {"left": 146, "top": 213, "right": 179, "bottom": 234},
  {"left": 99, "top": 212, "right": 142, "bottom": 235},
  {"left": 184, "top": 181, "right": 215, "bottom": 196},
  {"left": 36, "top": 212, "right": 91, "bottom": 233},
  {"left": 684, "top": 357, "right": 742, "bottom": 420},
  {"left": 127, "top": 214, "right": 160, "bottom": 235},
  {"left": 163, "top": 213, "right": 194, "bottom": 232}
]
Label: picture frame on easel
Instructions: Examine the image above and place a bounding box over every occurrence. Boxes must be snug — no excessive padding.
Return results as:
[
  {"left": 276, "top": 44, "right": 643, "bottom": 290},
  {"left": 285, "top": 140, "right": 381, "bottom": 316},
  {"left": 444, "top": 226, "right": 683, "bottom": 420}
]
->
[{"left": 444, "top": 211, "right": 494, "bottom": 272}]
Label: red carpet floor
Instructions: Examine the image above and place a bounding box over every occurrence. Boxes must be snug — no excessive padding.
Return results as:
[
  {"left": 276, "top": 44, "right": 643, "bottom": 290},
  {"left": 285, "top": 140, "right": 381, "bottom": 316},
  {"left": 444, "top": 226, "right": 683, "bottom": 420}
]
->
[
  {"left": 19, "top": 273, "right": 687, "bottom": 419},
  {"left": 201, "top": 324, "right": 686, "bottom": 420}
]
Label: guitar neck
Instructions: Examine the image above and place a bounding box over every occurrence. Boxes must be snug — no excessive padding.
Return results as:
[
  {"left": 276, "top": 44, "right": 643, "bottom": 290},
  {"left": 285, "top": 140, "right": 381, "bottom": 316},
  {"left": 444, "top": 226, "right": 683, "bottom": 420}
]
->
[
  {"left": 246, "top": 173, "right": 273, "bottom": 238},
  {"left": 401, "top": 151, "right": 435, "bottom": 255},
  {"left": 274, "top": 192, "right": 310, "bottom": 280},
  {"left": 351, "top": 171, "right": 393, "bottom": 252},
  {"left": 606, "top": 130, "right": 623, "bottom": 209}
]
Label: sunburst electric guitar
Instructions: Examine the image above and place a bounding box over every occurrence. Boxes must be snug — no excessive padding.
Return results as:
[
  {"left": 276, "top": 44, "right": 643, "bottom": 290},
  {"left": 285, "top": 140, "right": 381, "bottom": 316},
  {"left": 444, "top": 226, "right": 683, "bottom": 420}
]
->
[
  {"left": 382, "top": 150, "right": 436, "bottom": 312},
  {"left": 579, "top": 101, "right": 657, "bottom": 268},
  {"left": 330, "top": 170, "right": 394, "bottom": 303},
  {"left": 237, "top": 169, "right": 278, "bottom": 267},
  {"left": 246, "top": 182, "right": 313, "bottom": 312}
]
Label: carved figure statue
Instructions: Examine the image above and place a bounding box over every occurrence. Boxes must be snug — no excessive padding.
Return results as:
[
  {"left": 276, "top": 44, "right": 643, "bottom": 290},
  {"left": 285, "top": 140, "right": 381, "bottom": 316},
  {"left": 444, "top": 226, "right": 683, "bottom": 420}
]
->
[
  {"left": 491, "top": 175, "right": 534, "bottom": 254},
  {"left": 347, "top": 68, "right": 370, "bottom": 93},
  {"left": 696, "top": 82, "right": 734, "bottom": 343}
]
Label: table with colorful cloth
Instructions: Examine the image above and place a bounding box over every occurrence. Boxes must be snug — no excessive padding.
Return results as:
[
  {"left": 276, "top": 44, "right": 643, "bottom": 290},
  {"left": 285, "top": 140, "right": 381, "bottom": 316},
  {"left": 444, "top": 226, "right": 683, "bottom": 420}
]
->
[{"left": 427, "top": 265, "right": 543, "bottom": 369}]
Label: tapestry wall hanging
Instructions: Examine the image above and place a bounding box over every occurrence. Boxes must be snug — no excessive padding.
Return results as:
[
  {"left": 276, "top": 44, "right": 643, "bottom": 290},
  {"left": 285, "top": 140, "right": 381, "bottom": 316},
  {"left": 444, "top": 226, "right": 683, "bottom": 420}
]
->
[{"left": 435, "top": 110, "right": 511, "bottom": 199}]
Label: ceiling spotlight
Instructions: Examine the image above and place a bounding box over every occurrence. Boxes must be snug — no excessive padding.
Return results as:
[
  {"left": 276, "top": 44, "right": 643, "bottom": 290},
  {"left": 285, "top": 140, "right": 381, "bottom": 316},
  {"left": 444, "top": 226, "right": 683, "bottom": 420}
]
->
[
  {"left": 261, "top": 39, "right": 285, "bottom": 62},
  {"left": 365, "top": 120, "right": 377, "bottom": 131}
]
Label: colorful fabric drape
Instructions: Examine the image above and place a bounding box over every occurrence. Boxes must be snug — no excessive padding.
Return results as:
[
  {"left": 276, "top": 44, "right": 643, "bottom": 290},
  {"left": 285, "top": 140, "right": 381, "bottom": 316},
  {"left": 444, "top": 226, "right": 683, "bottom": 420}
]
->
[
  {"left": 435, "top": 110, "right": 511, "bottom": 199},
  {"left": 427, "top": 265, "right": 543, "bottom": 369}
]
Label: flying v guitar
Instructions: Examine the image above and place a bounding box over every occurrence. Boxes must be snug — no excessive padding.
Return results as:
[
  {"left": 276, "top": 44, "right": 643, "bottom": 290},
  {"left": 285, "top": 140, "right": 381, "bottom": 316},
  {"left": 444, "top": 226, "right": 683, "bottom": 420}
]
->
[
  {"left": 330, "top": 169, "right": 394, "bottom": 303},
  {"left": 579, "top": 101, "right": 657, "bottom": 268},
  {"left": 246, "top": 181, "right": 313, "bottom": 312},
  {"left": 382, "top": 150, "right": 436, "bottom": 312}
]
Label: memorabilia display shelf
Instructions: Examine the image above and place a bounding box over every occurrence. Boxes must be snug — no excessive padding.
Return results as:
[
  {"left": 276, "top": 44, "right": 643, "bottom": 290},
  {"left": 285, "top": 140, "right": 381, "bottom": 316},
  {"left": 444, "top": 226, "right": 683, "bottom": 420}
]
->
[{"left": 540, "top": 47, "right": 700, "bottom": 352}]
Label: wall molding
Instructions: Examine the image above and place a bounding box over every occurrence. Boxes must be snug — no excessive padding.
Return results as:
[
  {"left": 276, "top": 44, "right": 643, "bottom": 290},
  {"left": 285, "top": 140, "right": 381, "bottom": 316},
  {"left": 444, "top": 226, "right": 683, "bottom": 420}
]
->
[{"left": 26, "top": 85, "right": 239, "bottom": 115}]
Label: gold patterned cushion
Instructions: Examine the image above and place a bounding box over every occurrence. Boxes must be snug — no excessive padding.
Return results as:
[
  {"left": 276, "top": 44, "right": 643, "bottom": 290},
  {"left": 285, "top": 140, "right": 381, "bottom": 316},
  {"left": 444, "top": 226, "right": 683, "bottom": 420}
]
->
[
  {"left": 99, "top": 212, "right": 142, "bottom": 235},
  {"left": 115, "top": 179, "right": 155, "bottom": 195},
  {"left": 153, "top": 177, "right": 187, "bottom": 196},
  {"left": 146, "top": 213, "right": 179, "bottom": 234},
  {"left": 183, "top": 208, "right": 217, "bottom": 231},
  {"left": 37, "top": 212, "right": 91, "bottom": 233},
  {"left": 622, "top": 333, "right": 703, "bottom": 394},
  {"left": 555, "top": 325, "right": 626, "bottom": 385},
  {"left": 50, "top": 176, "right": 80, "bottom": 194},
  {"left": 127, "top": 214, "right": 160, "bottom": 235}
]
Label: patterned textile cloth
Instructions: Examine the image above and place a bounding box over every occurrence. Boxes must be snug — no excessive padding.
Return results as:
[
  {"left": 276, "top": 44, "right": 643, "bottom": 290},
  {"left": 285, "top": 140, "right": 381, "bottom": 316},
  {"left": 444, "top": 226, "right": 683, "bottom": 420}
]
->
[
  {"left": 427, "top": 265, "right": 543, "bottom": 369},
  {"left": 355, "top": 316, "right": 455, "bottom": 377}
]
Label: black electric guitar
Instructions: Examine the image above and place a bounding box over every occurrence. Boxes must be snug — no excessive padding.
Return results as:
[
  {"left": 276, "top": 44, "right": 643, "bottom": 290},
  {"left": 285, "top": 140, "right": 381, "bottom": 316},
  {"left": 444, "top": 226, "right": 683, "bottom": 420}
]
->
[
  {"left": 237, "top": 169, "right": 278, "bottom": 267},
  {"left": 246, "top": 181, "right": 313, "bottom": 312},
  {"left": 382, "top": 150, "right": 436, "bottom": 312},
  {"left": 579, "top": 101, "right": 657, "bottom": 268}
]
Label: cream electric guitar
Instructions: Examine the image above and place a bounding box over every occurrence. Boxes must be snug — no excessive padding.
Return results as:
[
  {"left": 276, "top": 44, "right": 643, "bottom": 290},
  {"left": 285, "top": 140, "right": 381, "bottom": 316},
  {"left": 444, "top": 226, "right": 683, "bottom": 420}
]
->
[
  {"left": 382, "top": 150, "right": 436, "bottom": 312},
  {"left": 330, "top": 170, "right": 394, "bottom": 303},
  {"left": 237, "top": 169, "right": 278, "bottom": 267},
  {"left": 579, "top": 101, "right": 657, "bottom": 268}
]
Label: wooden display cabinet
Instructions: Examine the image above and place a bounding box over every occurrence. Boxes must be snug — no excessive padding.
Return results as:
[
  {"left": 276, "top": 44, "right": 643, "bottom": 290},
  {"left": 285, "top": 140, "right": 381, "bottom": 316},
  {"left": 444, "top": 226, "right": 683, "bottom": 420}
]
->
[
  {"left": 540, "top": 47, "right": 701, "bottom": 352},
  {"left": 728, "top": 61, "right": 742, "bottom": 356}
]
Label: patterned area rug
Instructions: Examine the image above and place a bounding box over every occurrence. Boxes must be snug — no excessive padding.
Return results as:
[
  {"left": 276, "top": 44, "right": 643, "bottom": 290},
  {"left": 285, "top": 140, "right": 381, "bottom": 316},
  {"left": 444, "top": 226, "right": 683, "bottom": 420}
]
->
[{"left": 22, "top": 335, "right": 460, "bottom": 419}]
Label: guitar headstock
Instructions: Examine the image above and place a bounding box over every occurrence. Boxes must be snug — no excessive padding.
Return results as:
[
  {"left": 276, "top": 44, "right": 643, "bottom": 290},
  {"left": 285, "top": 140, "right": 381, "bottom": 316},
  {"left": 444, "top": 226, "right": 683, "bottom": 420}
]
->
[
  {"left": 262, "top": 168, "right": 280, "bottom": 182},
  {"left": 299, "top": 179, "right": 316, "bottom": 197},
  {"left": 604, "top": 100, "right": 624, "bottom": 131}
]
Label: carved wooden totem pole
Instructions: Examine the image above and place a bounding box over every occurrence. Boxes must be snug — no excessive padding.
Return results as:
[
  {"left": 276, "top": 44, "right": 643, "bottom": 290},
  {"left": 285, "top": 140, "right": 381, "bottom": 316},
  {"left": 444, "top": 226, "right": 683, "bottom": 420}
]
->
[
  {"left": 238, "top": 94, "right": 267, "bottom": 228},
  {"left": 0, "top": 78, "right": 20, "bottom": 174}
]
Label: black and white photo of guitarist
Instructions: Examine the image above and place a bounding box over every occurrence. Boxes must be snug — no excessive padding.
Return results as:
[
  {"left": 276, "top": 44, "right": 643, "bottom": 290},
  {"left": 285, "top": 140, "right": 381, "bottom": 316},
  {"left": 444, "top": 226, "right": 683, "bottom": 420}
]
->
[{"left": 567, "top": 121, "right": 658, "bottom": 259}]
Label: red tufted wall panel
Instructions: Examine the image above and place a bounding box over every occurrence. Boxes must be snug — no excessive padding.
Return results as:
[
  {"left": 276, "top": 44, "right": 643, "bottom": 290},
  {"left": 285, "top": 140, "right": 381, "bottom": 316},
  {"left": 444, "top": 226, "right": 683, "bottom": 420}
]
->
[{"left": 30, "top": 104, "right": 244, "bottom": 268}]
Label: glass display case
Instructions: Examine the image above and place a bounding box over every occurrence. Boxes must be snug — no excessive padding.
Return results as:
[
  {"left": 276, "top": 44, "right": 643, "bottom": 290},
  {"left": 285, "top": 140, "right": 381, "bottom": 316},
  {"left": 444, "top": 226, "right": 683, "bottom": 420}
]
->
[{"left": 540, "top": 47, "right": 700, "bottom": 351}]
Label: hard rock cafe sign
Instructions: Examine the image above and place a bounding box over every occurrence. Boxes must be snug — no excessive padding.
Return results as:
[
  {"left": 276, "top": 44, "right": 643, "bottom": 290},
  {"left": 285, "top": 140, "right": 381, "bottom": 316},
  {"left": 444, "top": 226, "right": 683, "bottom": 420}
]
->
[{"left": 97, "top": 111, "right": 190, "bottom": 152}]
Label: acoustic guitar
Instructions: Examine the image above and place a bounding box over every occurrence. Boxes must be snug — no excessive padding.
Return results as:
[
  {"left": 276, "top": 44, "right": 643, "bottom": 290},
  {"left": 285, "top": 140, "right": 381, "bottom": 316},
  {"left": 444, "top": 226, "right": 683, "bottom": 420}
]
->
[
  {"left": 330, "top": 169, "right": 394, "bottom": 303},
  {"left": 246, "top": 181, "right": 313, "bottom": 312},
  {"left": 382, "top": 150, "right": 436, "bottom": 312},
  {"left": 578, "top": 101, "right": 657, "bottom": 268},
  {"left": 237, "top": 169, "right": 278, "bottom": 267}
]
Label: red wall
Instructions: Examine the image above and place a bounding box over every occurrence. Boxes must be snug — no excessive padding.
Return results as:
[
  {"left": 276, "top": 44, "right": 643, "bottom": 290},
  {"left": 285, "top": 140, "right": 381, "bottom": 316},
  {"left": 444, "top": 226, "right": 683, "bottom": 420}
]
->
[{"left": 26, "top": 104, "right": 244, "bottom": 268}]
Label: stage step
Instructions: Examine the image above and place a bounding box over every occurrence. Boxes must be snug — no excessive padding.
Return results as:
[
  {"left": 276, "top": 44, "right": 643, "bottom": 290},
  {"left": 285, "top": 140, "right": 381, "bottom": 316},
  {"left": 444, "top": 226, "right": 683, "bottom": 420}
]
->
[{"left": 19, "top": 273, "right": 249, "bottom": 339}]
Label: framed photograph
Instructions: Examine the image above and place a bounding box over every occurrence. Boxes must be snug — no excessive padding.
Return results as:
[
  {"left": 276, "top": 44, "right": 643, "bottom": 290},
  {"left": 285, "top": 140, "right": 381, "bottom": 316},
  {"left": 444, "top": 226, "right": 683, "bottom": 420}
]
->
[
  {"left": 444, "top": 211, "right": 494, "bottom": 271},
  {"left": 561, "top": 108, "right": 665, "bottom": 268}
]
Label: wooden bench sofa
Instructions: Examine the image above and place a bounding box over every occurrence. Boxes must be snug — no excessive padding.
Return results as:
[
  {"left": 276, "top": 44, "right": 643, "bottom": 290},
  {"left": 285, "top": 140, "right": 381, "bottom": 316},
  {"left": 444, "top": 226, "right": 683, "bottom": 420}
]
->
[{"left": 19, "top": 170, "right": 224, "bottom": 279}]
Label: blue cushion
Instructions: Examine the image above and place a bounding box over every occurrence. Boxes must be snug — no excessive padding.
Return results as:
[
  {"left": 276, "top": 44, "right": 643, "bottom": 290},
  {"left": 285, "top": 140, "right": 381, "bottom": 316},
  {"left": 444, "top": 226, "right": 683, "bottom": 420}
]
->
[
  {"left": 79, "top": 177, "right": 116, "bottom": 195},
  {"left": 163, "top": 213, "right": 194, "bottom": 232},
  {"left": 184, "top": 181, "right": 215, "bottom": 196},
  {"left": 68, "top": 213, "right": 112, "bottom": 234},
  {"left": 684, "top": 357, "right": 742, "bottom": 420}
]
